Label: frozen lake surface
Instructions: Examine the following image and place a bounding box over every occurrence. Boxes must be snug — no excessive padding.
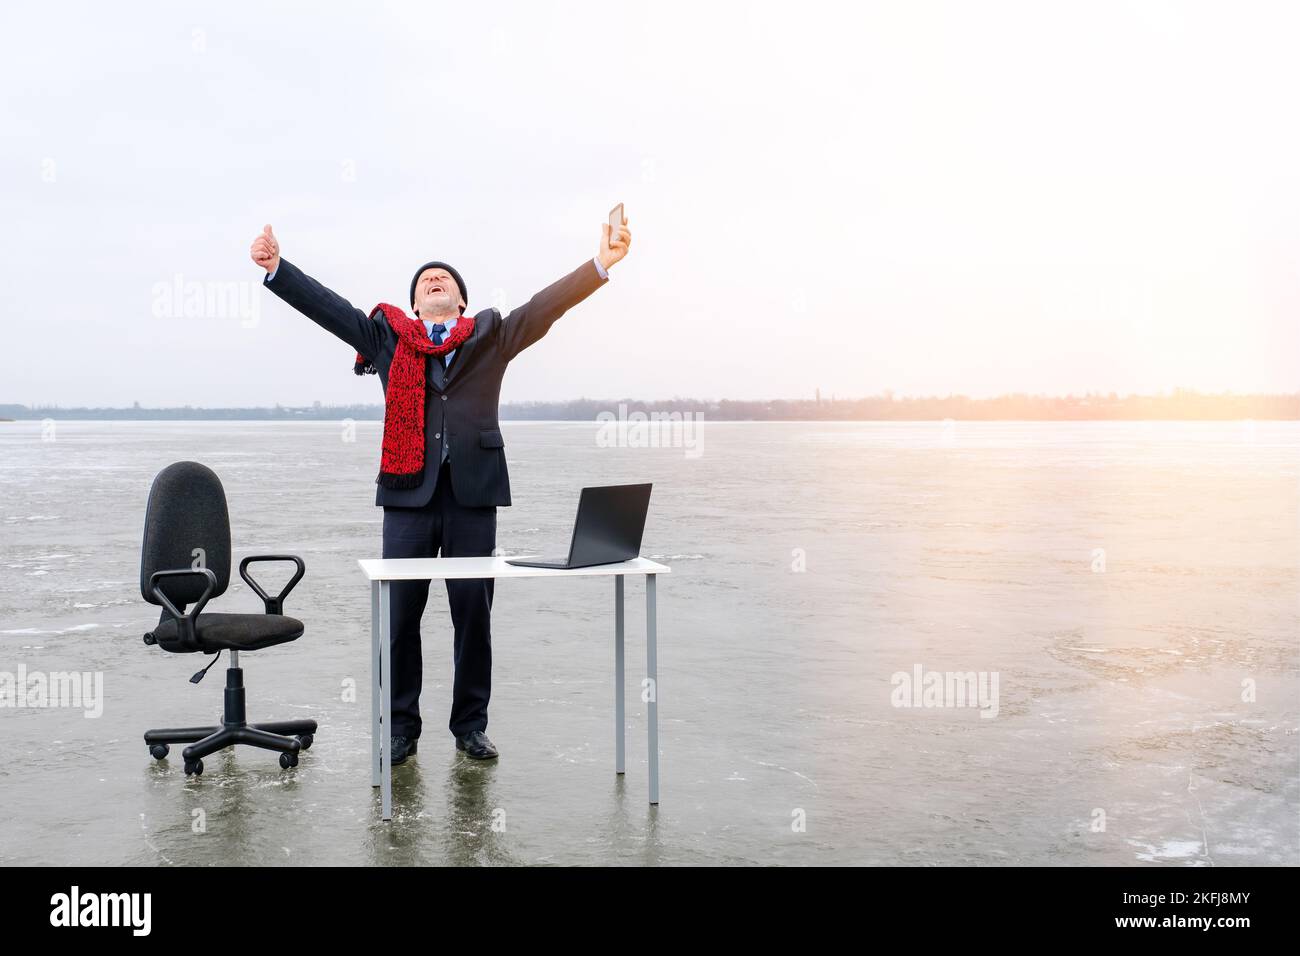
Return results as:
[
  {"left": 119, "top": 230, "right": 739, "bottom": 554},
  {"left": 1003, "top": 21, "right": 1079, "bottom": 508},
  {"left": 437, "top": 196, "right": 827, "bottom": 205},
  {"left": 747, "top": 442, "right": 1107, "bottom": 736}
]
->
[{"left": 0, "top": 419, "right": 1296, "bottom": 865}]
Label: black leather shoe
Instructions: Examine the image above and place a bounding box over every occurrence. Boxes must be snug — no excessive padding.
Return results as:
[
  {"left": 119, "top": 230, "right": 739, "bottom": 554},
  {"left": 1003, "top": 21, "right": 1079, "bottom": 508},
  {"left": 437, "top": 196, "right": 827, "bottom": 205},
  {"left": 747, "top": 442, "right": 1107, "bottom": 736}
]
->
[
  {"left": 455, "top": 730, "right": 499, "bottom": 759},
  {"left": 390, "top": 735, "right": 417, "bottom": 766}
]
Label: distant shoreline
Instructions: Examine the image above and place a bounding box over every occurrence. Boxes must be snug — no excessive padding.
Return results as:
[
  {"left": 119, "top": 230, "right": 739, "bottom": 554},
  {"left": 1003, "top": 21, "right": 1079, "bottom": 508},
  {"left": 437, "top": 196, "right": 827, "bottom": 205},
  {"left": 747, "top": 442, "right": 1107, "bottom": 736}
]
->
[{"left": 2, "top": 392, "right": 1297, "bottom": 422}]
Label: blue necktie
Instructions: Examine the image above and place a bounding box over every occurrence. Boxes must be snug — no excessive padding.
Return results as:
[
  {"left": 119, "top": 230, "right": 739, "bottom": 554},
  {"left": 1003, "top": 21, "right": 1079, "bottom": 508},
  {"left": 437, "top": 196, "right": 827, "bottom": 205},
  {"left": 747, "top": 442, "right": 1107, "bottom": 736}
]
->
[
  {"left": 429, "top": 323, "right": 450, "bottom": 465},
  {"left": 430, "top": 323, "right": 449, "bottom": 368}
]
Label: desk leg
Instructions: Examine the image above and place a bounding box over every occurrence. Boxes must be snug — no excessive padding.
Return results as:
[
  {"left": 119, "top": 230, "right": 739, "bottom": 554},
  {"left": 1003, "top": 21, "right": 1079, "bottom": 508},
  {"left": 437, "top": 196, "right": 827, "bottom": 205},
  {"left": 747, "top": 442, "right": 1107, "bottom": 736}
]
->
[
  {"left": 371, "top": 580, "right": 381, "bottom": 788},
  {"left": 615, "top": 576, "right": 625, "bottom": 775},
  {"left": 380, "top": 580, "right": 393, "bottom": 821},
  {"left": 646, "top": 573, "right": 659, "bottom": 805}
]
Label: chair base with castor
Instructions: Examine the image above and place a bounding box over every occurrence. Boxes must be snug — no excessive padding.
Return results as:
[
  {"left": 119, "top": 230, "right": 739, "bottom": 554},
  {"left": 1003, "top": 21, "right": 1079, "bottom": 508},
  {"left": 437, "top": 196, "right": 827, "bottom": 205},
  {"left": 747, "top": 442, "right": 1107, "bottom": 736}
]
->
[
  {"left": 138, "top": 460, "right": 320, "bottom": 778},
  {"left": 144, "top": 654, "right": 318, "bottom": 775}
]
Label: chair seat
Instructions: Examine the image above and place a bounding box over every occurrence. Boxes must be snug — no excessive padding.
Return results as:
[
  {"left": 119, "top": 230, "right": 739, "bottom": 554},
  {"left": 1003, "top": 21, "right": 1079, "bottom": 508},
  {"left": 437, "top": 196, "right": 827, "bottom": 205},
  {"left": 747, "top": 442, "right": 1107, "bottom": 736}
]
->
[{"left": 151, "top": 612, "right": 304, "bottom": 653}]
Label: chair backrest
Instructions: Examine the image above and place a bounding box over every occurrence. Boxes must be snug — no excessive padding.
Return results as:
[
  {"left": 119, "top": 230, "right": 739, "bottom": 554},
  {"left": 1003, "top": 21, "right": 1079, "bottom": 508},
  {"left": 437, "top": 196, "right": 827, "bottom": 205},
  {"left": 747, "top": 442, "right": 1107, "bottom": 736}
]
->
[{"left": 139, "top": 461, "right": 232, "bottom": 608}]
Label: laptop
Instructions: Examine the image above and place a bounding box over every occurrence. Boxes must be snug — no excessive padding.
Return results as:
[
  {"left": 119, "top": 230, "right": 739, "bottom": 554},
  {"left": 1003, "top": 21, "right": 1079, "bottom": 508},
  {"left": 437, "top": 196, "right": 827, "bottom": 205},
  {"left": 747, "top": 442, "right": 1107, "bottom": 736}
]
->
[{"left": 506, "top": 483, "right": 653, "bottom": 570}]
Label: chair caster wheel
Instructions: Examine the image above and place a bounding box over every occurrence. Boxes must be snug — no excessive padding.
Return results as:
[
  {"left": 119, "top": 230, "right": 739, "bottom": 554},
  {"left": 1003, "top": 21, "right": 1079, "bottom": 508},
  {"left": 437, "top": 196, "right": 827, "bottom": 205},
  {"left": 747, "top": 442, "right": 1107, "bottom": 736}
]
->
[
  {"left": 296, "top": 734, "right": 313, "bottom": 751},
  {"left": 184, "top": 759, "right": 203, "bottom": 776},
  {"left": 149, "top": 744, "right": 170, "bottom": 760},
  {"left": 280, "top": 752, "right": 299, "bottom": 769}
]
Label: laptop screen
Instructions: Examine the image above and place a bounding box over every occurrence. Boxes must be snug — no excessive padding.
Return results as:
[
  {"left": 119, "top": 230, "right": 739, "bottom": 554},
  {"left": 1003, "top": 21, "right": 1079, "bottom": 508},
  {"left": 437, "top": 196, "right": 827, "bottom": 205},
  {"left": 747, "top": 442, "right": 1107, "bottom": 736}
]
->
[{"left": 566, "top": 483, "right": 653, "bottom": 567}]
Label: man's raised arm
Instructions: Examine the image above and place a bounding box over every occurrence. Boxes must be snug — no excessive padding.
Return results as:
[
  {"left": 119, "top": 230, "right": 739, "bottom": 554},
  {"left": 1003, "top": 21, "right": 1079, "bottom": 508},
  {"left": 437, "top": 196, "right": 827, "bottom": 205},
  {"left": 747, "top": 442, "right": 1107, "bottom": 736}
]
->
[
  {"left": 250, "top": 224, "right": 382, "bottom": 359},
  {"left": 496, "top": 213, "right": 632, "bottom": 363}
]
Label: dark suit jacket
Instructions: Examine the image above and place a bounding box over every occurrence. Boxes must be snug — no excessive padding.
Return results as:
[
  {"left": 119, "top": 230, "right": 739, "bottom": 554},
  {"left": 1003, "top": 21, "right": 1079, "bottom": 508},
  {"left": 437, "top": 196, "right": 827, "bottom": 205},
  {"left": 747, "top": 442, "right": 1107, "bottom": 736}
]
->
[{"left": 265, "top": 257, "right": 608, "bottom": 508}]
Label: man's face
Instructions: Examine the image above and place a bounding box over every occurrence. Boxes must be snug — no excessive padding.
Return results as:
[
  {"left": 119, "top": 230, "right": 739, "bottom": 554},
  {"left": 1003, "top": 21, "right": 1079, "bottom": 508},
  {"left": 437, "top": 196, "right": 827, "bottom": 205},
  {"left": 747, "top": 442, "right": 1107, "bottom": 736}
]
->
[{"left": 414, "top": 267, "right": 463, "bottom": 316}]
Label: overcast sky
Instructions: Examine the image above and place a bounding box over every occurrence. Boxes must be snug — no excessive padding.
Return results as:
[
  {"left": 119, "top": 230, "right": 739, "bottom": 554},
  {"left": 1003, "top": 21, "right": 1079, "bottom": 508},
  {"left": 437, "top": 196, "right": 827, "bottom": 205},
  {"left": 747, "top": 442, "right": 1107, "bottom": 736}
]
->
[{"left": 2, "top": 0, "right": 1296, "bottom": 407}]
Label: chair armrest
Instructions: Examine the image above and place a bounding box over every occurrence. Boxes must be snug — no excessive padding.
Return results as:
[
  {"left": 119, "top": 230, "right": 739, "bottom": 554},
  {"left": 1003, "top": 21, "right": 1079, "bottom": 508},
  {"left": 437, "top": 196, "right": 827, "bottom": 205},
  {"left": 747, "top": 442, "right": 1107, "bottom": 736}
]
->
[
  {"left": 147, "top": 568, "right": 218, "bottom": 651},
  {"left": 239, "top": 555, "right": 306, "bottom": 615}
]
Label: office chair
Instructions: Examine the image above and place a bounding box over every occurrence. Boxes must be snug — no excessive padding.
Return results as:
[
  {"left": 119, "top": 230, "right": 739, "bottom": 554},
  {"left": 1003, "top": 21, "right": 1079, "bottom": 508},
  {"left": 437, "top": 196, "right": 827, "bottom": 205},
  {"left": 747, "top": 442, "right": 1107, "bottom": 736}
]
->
[{"left": 139, "top": 460, "right": 318, "bottom": 776}]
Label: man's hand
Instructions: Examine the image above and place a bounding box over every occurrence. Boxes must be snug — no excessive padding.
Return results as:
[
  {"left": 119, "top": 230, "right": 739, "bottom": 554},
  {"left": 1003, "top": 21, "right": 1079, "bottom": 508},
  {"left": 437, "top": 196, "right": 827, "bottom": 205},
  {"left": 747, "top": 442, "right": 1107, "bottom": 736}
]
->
[
  {"left": 250, "top": 224, "right": 281, "bottom": 274},
  {"left": 598, "top": 213, "right": 631, "bottom": 271}
]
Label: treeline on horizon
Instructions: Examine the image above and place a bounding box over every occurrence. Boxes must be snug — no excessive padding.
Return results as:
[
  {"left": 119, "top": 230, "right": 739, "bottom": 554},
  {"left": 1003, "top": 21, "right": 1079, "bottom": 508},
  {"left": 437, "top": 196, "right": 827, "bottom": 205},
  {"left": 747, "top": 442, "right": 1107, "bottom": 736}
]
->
[{"left": 2, "top": 390, "right": 1297, "bottom": 421}]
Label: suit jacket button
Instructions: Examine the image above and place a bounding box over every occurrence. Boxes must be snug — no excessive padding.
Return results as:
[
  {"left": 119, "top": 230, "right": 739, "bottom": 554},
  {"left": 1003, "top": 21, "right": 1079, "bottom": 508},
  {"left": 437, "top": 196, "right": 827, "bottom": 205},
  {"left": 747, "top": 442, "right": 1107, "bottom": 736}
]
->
[
  {"left": 434, "top": 432, "right": 440, "bottom": 439},
  {"left": 442, "top": 395, "right": 448, "bottom": 401}
]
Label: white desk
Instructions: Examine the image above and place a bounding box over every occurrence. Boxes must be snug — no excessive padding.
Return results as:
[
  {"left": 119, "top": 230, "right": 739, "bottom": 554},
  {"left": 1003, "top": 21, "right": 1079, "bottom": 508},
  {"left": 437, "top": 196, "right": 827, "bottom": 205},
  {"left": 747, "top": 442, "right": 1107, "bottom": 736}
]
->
[{"left": 358, "top": 556, "right": 670, "bottom": 821}]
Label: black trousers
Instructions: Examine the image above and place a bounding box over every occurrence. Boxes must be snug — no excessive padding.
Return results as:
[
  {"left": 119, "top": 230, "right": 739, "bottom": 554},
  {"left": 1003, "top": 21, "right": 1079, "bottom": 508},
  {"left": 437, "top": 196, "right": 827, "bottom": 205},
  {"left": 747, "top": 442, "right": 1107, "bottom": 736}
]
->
[{"left": 381, "top": 460, "right": 496, "bottom": 739}]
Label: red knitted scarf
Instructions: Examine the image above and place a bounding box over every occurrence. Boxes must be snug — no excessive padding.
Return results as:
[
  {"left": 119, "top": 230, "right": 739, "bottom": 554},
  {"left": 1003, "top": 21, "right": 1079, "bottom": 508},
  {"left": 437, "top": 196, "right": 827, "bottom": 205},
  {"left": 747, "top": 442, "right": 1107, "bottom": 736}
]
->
[{"left": 353, "top": 303, "right": 475, "bottom": 489}]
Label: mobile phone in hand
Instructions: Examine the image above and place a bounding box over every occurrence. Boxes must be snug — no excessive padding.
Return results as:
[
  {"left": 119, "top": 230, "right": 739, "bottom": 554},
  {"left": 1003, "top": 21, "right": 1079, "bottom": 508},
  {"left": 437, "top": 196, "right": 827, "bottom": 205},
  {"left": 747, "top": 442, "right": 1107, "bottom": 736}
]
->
[{"left": 608, "top": 203, "right": 624, "bottom": 242}]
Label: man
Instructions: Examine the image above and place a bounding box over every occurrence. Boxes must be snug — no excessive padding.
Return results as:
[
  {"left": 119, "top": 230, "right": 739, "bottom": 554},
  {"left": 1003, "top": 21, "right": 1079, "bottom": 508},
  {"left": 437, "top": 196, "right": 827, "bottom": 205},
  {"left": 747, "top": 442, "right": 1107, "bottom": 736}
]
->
[{"left": 250, "top": 213, "right": 632, "bottom": 762}]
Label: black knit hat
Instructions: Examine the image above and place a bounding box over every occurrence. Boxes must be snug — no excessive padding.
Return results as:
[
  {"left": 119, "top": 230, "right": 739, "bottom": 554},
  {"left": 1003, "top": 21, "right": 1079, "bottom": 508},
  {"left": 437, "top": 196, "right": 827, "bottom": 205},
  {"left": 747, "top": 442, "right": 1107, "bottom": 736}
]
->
[{"left": 409, "top": 261, "right": 468, "bottom": 315}]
